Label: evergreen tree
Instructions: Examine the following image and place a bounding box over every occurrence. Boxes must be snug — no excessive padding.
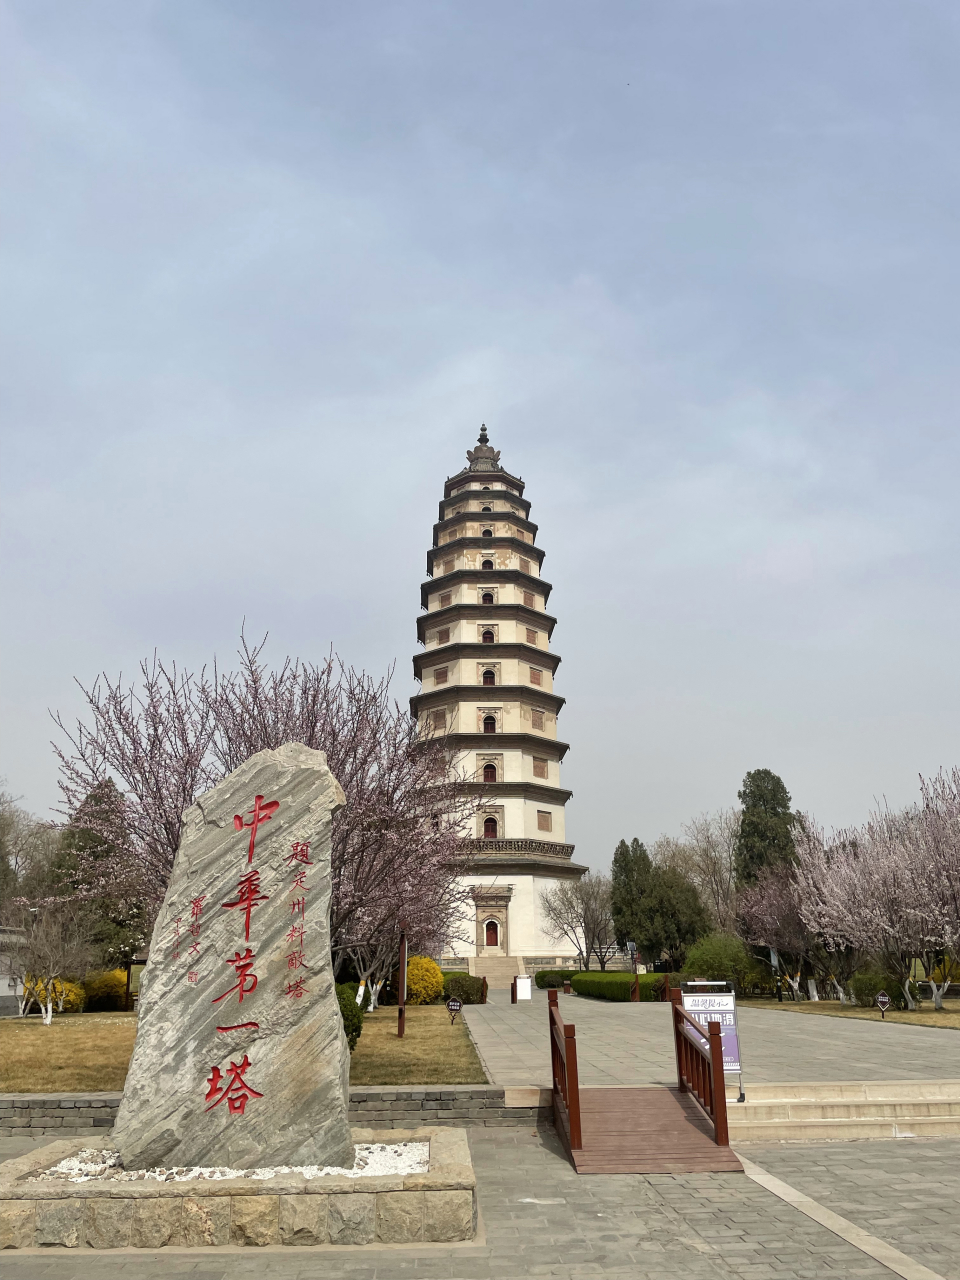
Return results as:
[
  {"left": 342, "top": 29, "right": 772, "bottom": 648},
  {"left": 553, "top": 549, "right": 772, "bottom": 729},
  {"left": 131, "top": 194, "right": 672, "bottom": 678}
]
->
[
  {"left": 634, "top": 866, "right": 709, "bottom": 970},
  {"left": 734, "top": 768, "right": 797, "bottom": 888},
  {"left": 610, "top": 837, "right": 651, "bottom": 947}
]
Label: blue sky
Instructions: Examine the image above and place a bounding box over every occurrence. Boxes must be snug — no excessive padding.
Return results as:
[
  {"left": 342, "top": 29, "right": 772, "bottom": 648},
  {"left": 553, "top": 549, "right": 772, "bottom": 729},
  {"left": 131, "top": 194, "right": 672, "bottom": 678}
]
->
[{"left": 3, "top": 1, "right": 958, "bottom": 868}]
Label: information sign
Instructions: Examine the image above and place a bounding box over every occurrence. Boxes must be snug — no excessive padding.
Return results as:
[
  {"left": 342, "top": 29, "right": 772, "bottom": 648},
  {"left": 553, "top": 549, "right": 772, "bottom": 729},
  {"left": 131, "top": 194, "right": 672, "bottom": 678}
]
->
[
  {"left": 681, "top": 988, "right": 742, "bottom": 1073},
  {"left": 446, "top": 997, "right": 463, "bottom": 1024},
  {"left": 875, "top": 990, "right": 891, "bottom": 1018},
  {"left": 515, "top": 975, "right": 532, "bottom": 1000}
]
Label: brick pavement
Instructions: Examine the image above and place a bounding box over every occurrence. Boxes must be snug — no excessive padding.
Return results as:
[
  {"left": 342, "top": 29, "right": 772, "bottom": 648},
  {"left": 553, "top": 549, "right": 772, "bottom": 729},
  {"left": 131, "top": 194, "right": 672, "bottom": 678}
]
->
[
  {"left": 462, "top": 988, "right": 960, "bottom": 1088},
  {"left": 2, "top": 1127, "right": 946, "bottom": 1279}
]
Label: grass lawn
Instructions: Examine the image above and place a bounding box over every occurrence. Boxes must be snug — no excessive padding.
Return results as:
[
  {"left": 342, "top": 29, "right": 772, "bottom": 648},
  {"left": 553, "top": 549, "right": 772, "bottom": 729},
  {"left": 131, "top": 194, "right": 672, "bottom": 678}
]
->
[
  {"left": 0, "top": 1012, "right": 138, "bottom": 1092},
  {"left": 349, "top": 1005, "right": 487, "bottom": 1085},
  {"left": 0, "top": 1004, "right": 487, "bottom": 1092},
  {"left": 751, "top": 998, "right": 960, "bottom": 1031}
]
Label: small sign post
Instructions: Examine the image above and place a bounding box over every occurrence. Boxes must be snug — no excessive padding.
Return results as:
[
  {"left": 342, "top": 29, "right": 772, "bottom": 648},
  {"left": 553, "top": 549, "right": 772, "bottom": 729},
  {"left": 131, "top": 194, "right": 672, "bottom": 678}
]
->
[
  {"left": 876, "top": 990, "right": 891, "bottom": 1020},
  {"left": 446, "top": 997, "right": 463, "bottom": 1024},
  {"left": 681, "top": 981, "right": 745, "bottom": 1102},
  {"left": 397, "top": 921, "right": 408, "bottom": 1039}
]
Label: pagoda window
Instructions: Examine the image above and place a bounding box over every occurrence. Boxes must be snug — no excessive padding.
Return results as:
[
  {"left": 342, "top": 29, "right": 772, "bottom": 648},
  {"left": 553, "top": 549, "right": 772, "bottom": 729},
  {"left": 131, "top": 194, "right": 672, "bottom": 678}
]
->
[
  {"left": 432, "top": 709, "right": 446, "bottom": 731},
  {"left": 483, "top": 817, "right": 498, "bottom": 839},
  {"left": 520, "top": 557, "right": 531, "bottom": 573},
  {"left": 481, "top": 591, "right": 494, "bottom": 605},
  {"left": 526, "top": 628, "right": 538, "bottom": 645},
  {"left": 482, "top": 559, "right": 494, "bottom": 570},
  {"left": 529, "top": 668, "right": 542, "bottom": 686},
  {"left": 482, "top": 669, "right": 496, "bottom": 686},
  {"left": 483, "top": 715, "right": 497, "bottom": 734},
  {"left": 533, "top": 757, "right": 548, "bottom": 779},
  {"left": 483, "top": 762, "right": 497, "bottom": 783},
  {"left": 481, "top": 505, "right": 492, "bottom": 513},
  {"left": 434, "top": 667, "right": 448, "bottom": 685},
  {"left": 481, "top": 528, "right": 493, "bottom": 538},
  {"left": 437, "top": 628, "right": 450, "bottom": 644},
  {"left": 482, "top": 486, "right": 490, "bottom": 490},
  {"left": 523, "top": 591, "right": 535, "bottom": 608},
  {"left": 531, "top": 709, "right": 545, "bottom": 731},
  {"left": 439, "top": 592, "right": 452, "bottom": 607},
  {"left": 537, "top": 811, "right": 553, "bottom": 832},
  {"left": 481, "top": 630, "right": 495, "bottom": 644}
]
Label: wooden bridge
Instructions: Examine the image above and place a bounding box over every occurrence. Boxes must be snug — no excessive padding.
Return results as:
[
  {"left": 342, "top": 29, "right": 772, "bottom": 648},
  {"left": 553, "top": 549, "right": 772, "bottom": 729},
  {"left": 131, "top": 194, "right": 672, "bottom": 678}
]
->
[{"left": 548, "top": 987, "right": 743, "bottom": 1175}]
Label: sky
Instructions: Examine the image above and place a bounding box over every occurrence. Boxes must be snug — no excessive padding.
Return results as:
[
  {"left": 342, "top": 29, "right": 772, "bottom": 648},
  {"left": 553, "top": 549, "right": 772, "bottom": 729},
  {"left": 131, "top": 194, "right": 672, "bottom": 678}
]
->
[{"left": 2, "top": 1, "right": 959, "bottom": 871}]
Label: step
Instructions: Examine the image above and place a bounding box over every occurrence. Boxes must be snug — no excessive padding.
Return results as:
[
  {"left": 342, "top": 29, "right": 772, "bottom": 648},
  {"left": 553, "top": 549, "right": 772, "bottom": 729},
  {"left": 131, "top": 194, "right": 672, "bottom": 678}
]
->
[
  {"left": 726, "top": 1079, "right": 960, "bottom": 1104},
  {"left": 729, "top": 1099, "right": 960, "bottom": 1123},
  {"left": 730, "top": 1114, "right": 960, "bottom": 1143},
  {"left": 467, "top": 956, "right": 526, "bottom": 987}
]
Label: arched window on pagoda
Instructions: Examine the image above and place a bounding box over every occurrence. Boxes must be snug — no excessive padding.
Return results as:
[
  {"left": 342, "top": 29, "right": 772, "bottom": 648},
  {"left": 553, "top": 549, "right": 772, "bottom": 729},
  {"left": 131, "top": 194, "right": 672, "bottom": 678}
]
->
[
  {"left": 481, "top": 528, "right": 493, "bottom": 538},
  {"left": 482, "top": 669, "right": 496, "bottom": 686},
  {"left": 483, "top": 715, "right": 497, "bottom": 734},
  {"left": 481, "top": 591, "right": 494, "bottom": 604},
  {"left": 483, "top": 816, "right": 498, "bottom": 839},
  {"left": 481, "top": 505, "right": 492, "bottom": 513},
  {"left": 483, "top": 762, "right": 497, "bottom": 783},
  {"left": 481, "top": 559, "right": 494, "bottom": 570},
  {"left": 481, "top": 629, "right": 495, "bottom": 644}
]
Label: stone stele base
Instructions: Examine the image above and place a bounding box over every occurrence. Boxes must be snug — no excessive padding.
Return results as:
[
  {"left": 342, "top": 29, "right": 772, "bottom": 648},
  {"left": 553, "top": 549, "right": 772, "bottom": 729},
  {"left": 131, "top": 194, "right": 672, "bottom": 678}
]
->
[{"left": 0, "top": 1127, "right": 475, "bottom": 1250}]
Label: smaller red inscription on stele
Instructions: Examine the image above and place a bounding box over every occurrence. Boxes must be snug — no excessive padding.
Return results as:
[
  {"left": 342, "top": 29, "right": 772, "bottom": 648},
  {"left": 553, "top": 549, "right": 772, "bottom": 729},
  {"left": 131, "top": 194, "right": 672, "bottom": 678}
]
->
[
  {"left": 286, "top": 923, "right": 305, "bottom": 945},
  {"left": 292, "top": 869, "right": 310, "bottom": 892},
  {"left": 286, "top": 949, "right": 306, "bottom": 970},
  {"left": 285, "top": 977, "right": 308, "bottom": 998},
  {"left": 187, "top": 971, "right": 199, "bottom": 984},
  {"left": 204, "top": 1055, "right": 263, "bottom": 1116},
  {"left": 285, "top": 841, "right": 313, "bottom": 866},
  {"left": 290, "top": 896, "right": 306, "bottom": 917},
  {"left": 212, "top": 948, "right": 258, "bottom": 1005},
  {"left": 233, "top": 795, "right": 280, "bottom": 864}
]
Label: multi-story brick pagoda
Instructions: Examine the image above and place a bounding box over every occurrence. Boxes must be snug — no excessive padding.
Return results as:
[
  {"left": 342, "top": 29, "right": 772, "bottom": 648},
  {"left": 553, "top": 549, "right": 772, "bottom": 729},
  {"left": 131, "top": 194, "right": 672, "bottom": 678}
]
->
[{"left": 411, "top": 426, "right": 587, "bottom": 971}]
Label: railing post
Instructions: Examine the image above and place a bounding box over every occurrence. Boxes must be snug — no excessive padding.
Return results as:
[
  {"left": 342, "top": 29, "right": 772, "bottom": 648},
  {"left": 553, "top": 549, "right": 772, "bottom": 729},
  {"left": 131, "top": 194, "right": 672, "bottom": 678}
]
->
[
  {"left": 563, "top": 1023, "right": 582, "bottom": 1149},
  {"left": 669, "top": 987, "right": 686, "bottom": 1092},
  {"left": 708, "top": 1021, "right": 729, "bottom": 1146},
  {"left": 511, "top": 976, "right": 517, "bottom": 1004},
  {"left": 481, "top": 976, "right": 488, "bottom": 1004}
]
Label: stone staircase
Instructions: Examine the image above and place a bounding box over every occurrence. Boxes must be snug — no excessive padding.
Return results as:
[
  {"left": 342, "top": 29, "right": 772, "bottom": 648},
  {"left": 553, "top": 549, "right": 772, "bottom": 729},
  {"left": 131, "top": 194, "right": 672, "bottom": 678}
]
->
[
  {"left": 467, "top": 955, "right": 526, "bottom": 989},
  {"left": 727, "top": 1079, "right": 960, "bottom": 1143}
]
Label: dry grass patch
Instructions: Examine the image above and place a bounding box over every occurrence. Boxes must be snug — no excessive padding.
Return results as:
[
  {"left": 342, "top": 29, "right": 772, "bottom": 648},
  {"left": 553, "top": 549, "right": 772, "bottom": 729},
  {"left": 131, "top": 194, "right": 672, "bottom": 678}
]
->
[
  {"left": 0, "top": 1013, "right": 138, "bottom": 1092},
  {"left": 753, "top": 999, "right": 960, "bottom": 1031},
  {"left": 348, "top": 1005, "right": 487, "bottom": 1085}
]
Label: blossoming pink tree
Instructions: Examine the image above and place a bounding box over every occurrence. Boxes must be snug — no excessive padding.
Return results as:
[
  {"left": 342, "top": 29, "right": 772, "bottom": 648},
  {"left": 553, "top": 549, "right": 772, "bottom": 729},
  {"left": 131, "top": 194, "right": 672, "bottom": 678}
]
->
[{"left": 53, "top": 636, "right": 477, "bottom": 979}]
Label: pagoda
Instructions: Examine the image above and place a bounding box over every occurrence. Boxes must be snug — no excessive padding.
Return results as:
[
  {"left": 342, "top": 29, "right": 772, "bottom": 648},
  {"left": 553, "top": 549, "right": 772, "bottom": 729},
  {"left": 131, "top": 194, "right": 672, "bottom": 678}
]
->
[{"left": 411, "top": 426, "right": 588, "bottom": 968}]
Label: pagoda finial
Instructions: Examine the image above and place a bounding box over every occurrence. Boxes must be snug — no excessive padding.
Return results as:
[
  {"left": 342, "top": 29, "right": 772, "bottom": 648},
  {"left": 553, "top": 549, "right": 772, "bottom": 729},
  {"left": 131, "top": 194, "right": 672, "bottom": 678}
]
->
[
  {"left": 466, "top": 423, "right": 500, "bottom": 472},
  {"left": 478, "top": 423, "right": 489, "bottom": 445}
]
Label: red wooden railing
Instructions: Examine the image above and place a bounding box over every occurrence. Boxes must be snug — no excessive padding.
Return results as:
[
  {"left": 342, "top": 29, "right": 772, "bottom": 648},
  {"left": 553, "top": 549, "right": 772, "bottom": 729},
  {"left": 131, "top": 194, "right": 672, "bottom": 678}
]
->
[
  {"left": 667, "top": 986, "right": 729, "bottom": 1146},
  {"left": 548, "top": 988, "right": 582, "bottom": 1150}
]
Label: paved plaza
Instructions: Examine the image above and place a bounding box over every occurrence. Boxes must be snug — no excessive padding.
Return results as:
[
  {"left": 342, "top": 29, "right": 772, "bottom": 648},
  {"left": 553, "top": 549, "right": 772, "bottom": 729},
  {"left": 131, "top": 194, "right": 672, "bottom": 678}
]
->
[
  {"left": 2, "top": 1127, "right": 959, "bottom": 1279},
  {"left": 462, "top": 988, "right": 960, "bottom": 1088}
]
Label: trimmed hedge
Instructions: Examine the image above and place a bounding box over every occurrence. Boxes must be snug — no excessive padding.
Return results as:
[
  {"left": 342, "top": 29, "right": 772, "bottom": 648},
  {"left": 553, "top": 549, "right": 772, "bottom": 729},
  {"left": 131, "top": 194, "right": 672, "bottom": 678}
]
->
[
  {"left": 335, "top": 982, "right": 365, "bottom": 1051},
  {"left": 534, "top": 969, "right": 573, "bottom": 989},
  {"left": 82, "top": 969, "right": 128, "bottom": 1011},
  {"left": 443, "top": 973, "right": 485, "bottom": 1004},
  {"left": 570, "top": 972, "right": 661, "bottom": 1002}
]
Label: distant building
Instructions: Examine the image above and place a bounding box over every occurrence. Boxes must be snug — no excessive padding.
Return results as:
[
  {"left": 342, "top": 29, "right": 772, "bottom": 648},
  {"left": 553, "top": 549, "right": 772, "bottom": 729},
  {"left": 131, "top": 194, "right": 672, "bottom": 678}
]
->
[{"left": 410, "top": 427, "right": 587, "bottom": 973}]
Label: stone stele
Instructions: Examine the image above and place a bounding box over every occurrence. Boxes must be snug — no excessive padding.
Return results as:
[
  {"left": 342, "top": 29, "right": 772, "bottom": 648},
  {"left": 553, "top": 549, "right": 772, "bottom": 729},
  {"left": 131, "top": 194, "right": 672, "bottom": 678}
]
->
[{"left": 112, "top": 743, "right": 352, "bottom": 1171}]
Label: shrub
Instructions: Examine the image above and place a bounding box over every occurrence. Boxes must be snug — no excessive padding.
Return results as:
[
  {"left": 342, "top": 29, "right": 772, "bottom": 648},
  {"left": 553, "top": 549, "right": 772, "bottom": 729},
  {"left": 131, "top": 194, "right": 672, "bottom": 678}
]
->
[
  {"left": 849, "top": 970, "right": 910, "bottom": 1011},
  {"left": 82, "top": 969, "right": 129, "bottom": 1012},
  {"left": 443, "top": 973, "right": 485, "bottom": 1004},
  {"left": 682, "top": 933, "right": 753, "bottom": 993},
  {"left": 534, "top": 969, "right": 572, "bottom": 989},
  {"left": 570, "top": 972, "right": 660, "bottom": 1002},
  {"left": 54, "top": 980, "right": 86, "bottom": 1013},
  {"left": 336, "top": 983, "right": 365, "bottom": 1051},
  {"left": 651, "top": 972, "right": 683, "bottom": 1001},
  {"left": 406, "top": 956, "right": 445, "bottom": 1005}
]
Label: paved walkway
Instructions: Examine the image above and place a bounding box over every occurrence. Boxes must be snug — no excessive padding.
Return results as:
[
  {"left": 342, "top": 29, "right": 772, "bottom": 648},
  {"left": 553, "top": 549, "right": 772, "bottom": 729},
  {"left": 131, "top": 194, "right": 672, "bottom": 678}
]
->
[
  {"left": 5, "top": 1129, "right": 959, "bottom": 1278},
  {"left": 462, "top": 989, "right": 960, "bottom": 1087}
]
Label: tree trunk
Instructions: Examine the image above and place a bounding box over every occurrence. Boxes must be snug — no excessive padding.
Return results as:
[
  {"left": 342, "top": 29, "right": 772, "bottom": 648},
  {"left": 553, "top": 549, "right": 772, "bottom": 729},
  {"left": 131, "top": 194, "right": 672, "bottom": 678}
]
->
[
  {"left": 901, "top": 978, "right": 917, "bottom": 1010},
  {"left": 806, "top": 978, "right": 819, "bottom": 1001},
  {"left": 42, "top": 995, "right": 54, "bottom": 1026}
]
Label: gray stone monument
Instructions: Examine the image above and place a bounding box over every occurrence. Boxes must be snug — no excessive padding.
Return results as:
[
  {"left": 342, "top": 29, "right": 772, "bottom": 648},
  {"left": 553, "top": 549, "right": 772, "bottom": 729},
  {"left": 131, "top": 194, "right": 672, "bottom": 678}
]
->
[{"left": 112, "top": 744, "right": 353, "bottom": 1171}]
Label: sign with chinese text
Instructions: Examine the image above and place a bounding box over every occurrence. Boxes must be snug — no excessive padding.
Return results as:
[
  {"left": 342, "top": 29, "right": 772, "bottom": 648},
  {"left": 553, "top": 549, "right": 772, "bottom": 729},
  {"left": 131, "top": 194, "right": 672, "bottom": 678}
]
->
[{"left": 681, "top": 989, "right": 742, "bottom": 1073}]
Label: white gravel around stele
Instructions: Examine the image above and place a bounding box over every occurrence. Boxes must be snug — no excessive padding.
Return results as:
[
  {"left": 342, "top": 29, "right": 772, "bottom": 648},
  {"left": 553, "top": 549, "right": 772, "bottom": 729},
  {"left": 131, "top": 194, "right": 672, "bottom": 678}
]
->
[{"left": 30, "top": 1143, "right": 430, "bottom": 1183}]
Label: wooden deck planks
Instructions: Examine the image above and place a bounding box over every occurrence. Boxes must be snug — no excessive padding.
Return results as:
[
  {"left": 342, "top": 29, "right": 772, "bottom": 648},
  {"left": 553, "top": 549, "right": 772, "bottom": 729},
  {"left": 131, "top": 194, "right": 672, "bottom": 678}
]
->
[{"left": 564, "top": 1086, "right": 743, "bottom": 1175}]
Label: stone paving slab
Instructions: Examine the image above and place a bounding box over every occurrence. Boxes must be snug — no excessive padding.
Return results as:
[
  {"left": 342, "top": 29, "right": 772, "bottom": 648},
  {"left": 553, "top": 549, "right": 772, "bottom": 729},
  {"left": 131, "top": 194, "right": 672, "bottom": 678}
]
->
[
  {"left": 743, "top": 1138, "right": 960, "bottom": 1280},
  {"left": 462, "top": 989, "right": 960, "bottom": 1089},
  {"left": 1, "top": 1127, "right": 942, "bottom": 1278}
]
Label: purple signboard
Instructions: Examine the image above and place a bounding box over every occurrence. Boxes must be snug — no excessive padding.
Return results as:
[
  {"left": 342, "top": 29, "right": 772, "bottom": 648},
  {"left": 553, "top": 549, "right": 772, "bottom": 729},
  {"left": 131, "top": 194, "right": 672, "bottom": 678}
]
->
[{"left": 681, "top": 991, "right": 742, "bottom": 1073}]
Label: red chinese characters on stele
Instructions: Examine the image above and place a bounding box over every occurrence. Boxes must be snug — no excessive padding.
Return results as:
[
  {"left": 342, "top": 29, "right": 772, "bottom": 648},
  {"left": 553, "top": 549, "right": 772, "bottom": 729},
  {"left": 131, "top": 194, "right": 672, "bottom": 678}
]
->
[
  {"left": 202, "top": 793, "right": 282, "bottom": 1118},
  {"left": 284, "top": 841, "right": 311, "bottom": 998}
]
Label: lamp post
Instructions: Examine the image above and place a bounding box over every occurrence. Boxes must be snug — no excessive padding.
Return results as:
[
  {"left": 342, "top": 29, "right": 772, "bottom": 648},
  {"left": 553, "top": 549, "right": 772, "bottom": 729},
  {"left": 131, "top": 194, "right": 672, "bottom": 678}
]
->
[{"left": 397, "top": 920, "right": 408, "bottom": 1039}]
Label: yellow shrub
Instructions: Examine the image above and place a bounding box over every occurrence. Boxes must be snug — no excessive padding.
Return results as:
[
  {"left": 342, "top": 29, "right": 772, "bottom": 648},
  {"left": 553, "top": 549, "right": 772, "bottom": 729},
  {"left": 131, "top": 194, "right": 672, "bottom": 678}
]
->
[
  {"left": 56, "top": 980, "right": 87, "bottom": 1013},
  {"left": 405, "top": 956, "right": 444, "bottom": 1006},
  {"left": 82, "top": 969, "right": 129, "bottom": 1012}
]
